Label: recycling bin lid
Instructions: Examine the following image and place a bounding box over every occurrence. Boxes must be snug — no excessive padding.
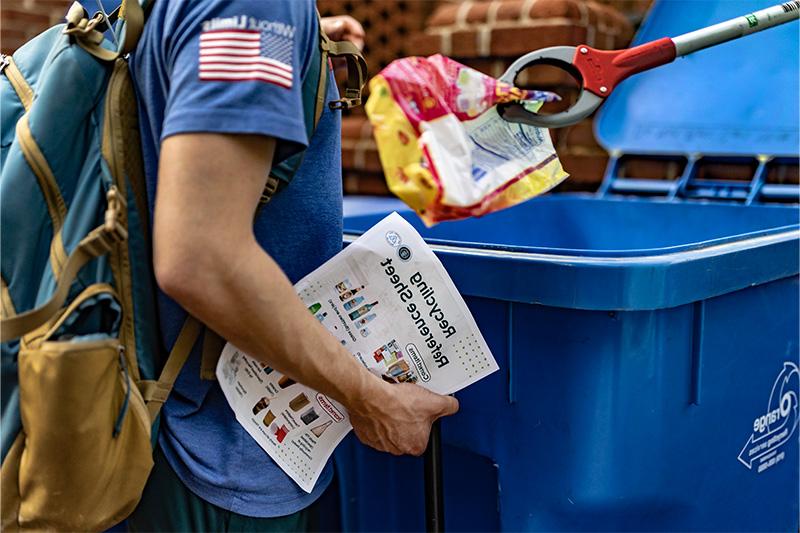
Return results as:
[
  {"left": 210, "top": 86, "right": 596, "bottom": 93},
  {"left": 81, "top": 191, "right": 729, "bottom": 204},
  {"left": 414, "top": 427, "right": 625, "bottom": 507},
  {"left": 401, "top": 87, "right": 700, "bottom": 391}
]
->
[{"left": 595, "top": 0, "right": 800, "bottom": 157}]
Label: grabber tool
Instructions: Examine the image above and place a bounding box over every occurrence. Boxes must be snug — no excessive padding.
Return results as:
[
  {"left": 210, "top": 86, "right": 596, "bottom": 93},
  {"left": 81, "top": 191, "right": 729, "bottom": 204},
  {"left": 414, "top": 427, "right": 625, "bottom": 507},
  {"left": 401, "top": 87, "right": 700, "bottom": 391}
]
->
[{"left": 498, "top": 1, "right": 800, "bottom": 128}]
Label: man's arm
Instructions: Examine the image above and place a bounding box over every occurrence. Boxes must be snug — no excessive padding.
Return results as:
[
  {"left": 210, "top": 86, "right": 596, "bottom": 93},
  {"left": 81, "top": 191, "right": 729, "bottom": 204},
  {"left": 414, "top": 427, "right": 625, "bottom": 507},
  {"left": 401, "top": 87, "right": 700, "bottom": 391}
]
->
[{"left": 154, "top": 133, "right": 458, "bottom": 456}]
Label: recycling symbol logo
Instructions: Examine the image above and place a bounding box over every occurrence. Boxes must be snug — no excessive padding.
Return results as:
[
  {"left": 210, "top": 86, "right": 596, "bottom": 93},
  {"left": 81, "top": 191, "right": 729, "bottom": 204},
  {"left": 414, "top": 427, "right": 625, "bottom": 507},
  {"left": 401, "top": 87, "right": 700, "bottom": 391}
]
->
[{"left": 738, "top": 361, "right": 799, "bottom": 473}]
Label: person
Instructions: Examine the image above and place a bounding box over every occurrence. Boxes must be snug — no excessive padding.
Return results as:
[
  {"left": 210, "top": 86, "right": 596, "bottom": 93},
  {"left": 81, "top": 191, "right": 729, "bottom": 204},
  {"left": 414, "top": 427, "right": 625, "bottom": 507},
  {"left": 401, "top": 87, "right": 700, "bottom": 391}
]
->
[{"left": 126, "top": 1, "right": 459, "bottom": 530}]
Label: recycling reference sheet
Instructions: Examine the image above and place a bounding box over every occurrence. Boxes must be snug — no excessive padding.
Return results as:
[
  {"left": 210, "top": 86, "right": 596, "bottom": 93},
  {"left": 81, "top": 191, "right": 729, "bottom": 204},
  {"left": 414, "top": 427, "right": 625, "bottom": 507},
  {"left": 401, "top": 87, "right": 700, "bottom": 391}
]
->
[{"left": 216, "top": 212, "right": 498, "bottom": 492}]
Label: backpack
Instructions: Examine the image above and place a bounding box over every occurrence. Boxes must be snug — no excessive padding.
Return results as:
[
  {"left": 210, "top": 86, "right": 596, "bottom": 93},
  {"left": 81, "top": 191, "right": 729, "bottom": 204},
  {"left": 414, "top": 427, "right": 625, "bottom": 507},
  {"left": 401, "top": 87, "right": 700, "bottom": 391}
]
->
[{"left": 0, "top": 1, "right": 365, "bottom": 529}]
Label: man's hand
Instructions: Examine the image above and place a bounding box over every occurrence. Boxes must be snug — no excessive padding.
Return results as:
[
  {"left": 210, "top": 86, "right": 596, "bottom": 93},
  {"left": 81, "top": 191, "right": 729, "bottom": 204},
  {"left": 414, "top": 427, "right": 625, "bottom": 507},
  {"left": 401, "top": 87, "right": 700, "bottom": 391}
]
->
[
  {"left": 321, "top": 15, "right": 365, "bottom": 50},
  {"left": 349, "top": 383, "right": 459, "bottom": 456}
]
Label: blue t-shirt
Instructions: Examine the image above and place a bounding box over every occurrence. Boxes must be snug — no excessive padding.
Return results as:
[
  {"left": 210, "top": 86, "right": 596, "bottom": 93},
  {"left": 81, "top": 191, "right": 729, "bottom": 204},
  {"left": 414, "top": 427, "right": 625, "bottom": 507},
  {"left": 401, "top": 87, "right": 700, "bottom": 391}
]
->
[{"left": 130, "top": 0, "right": 342, "bottom": 517}]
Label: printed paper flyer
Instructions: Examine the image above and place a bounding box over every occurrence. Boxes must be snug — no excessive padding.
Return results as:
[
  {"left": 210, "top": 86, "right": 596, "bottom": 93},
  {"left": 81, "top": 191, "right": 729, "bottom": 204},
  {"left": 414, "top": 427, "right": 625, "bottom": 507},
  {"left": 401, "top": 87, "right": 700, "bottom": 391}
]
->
[{"left": 217, "top": 212, "right": 498, "bottom": 492}]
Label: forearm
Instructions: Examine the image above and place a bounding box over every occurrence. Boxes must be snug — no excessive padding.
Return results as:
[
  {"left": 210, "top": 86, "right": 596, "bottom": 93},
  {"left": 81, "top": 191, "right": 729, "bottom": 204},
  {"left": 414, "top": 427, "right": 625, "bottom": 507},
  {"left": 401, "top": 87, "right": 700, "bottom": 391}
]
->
[
  {"left": 171, "top": 233, "right": 385, "bottom": 412},
  {"left": 154, "top": 133, "right": 386, "bottom": 413}
]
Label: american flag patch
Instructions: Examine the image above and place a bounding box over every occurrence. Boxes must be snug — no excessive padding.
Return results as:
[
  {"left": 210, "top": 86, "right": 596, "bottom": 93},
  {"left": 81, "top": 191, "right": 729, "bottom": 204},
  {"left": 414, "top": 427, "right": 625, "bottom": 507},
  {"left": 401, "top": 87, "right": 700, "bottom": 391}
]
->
[{"left": 199, "top": 29, "right": 294, "bottom": 88}]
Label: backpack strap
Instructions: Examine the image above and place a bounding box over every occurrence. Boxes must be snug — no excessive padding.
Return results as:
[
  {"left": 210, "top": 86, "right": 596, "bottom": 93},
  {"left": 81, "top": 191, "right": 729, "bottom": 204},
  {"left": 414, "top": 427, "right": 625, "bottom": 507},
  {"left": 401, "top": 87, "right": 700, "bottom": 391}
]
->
[
  {"left": 139, "top": 316, "right": 202, "bottom": 422},
  {"left": 200, "top": 327, "right": 226, "bottom": 380},
  {"left": 0, "top": 188, "right": 128, "bottom": 342},
  {"left": 0, "top": 276, "right": 16, "bottom": 320}
]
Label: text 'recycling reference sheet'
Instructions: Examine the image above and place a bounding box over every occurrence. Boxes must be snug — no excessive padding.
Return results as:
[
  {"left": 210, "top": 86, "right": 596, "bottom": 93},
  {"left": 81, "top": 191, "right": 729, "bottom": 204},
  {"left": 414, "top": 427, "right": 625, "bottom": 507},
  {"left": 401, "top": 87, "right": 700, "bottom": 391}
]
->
[{"left": 217, "top": 212, "right": 498, "bottom": 492}]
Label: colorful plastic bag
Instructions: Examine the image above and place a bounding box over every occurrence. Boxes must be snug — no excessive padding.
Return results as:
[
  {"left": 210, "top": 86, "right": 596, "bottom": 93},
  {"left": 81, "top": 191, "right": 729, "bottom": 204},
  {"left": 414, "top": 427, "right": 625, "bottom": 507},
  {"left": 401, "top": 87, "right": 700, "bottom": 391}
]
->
[{"left": 366, "top": 55, "right": 569, "bottom": 225}]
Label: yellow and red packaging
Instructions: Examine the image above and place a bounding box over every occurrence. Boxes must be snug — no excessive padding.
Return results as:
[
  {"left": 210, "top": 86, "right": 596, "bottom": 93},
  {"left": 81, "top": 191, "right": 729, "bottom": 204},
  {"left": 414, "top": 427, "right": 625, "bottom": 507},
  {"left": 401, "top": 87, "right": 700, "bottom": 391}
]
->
[{"left": 366, "top": 55, "right": 569, "bottom": 225}]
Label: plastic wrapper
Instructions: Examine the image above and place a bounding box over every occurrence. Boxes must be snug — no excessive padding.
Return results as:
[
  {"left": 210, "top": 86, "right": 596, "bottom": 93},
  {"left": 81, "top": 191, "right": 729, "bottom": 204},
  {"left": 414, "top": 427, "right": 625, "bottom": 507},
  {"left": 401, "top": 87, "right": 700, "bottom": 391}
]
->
[{"left": 366, "top": 55, "right": 569, "bottom": 225}]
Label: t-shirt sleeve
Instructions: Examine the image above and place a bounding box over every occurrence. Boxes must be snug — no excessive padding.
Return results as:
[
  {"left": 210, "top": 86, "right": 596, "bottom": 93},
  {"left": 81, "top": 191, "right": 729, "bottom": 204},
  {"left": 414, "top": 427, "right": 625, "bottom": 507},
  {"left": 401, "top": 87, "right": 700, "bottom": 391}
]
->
[{"left": 160, "top": 1, "right": 315, "bottom": 155}]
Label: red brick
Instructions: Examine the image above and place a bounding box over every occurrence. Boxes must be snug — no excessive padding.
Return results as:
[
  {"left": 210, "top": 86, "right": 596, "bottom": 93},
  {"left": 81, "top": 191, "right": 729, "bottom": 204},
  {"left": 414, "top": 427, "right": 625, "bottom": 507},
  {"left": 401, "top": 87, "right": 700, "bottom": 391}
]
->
[
  {"left": 1, "top": 38, "right": 25, "bottom": 55},
  {"left": 427, "top": 3, "right": 461, "bottom": 27},
  {"left": 560, "top": 118, "right": 600, "bottom": 150},
  {"left": 466, "top": 2, "right": 493, "bottom": 24},
  {"left": 528, "top": 0, "right": 584, "bottom": 21},
  {"left": 495, "top": 0, "right": 526, "bottom": 22},
  {"left": 414, "top": 0, "right": 632, "bottom": 60},
  {"left": 1, "top": 28, "right": 27, "bottom": 43},
  {"left": 408, "top": 32, "right": 442, "bottom": 56},
  {"left": 767, "top": 162, "right": 800, "bottom": 184},
  {"left": 449, "top": 28, "right": 480, "bottom": 57},
  {"left": 1, "top": 8, "right": 50, "bottom": 26},
  {"left": 341, "top": 116, "right": 373, "bottom": 141},
  {"left": 341, "top": 137, "right": 383, "bottom": 172},
  {"left": 559, "top": 151, "right": 609, "bottom": 185},
  {"left": 595, "top": 0, "right": 653, "bottom": 20},
  {"left": 489, "top": 24, "right": 588, "bottom": 57},
  {"left": 343, "top": 172, "right": 391, "bottom": 195},
  {"left": 1, "top": 0, "right": 72, "bottom": 54},
  {"left": 341, "top": 148, "right": 383, "bottom": 173},
  {"left": 10, "top": 3, "right": 64, "bottom": 18},
  {"left": 696, "top": 161, "right": 758, "bottom": 182},
  {"left": 622, "top": 159, "right": 684, "bottom": 180}
]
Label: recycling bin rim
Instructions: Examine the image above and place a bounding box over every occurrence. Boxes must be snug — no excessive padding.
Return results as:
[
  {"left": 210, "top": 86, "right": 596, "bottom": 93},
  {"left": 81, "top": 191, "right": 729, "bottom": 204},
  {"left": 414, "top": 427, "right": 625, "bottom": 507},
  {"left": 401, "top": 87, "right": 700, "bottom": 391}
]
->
[
  {"left": 342, "top": 196, "right": 799, "bottom": 312},
  {"left": 343, "top": 195, "right": 799, "bottom": 259},
  {"left": 344, "top": 219, "right": 798, "bottom": 265}
]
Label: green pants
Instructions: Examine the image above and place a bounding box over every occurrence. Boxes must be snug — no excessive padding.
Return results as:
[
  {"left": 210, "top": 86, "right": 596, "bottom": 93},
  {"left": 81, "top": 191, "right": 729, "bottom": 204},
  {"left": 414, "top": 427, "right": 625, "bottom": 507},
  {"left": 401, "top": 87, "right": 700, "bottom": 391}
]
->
[{"left": 127, "top": 447, "right": 308, "bottom": 532}]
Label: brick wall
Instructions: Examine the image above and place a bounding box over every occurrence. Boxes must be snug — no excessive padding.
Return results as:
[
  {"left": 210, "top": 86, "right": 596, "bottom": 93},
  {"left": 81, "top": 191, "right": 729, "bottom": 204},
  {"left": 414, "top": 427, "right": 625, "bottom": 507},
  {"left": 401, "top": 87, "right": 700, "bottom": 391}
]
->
[
  {"left": 318, "top": 0, "right": 442, "bottom": 79},
  {"left": 1, "top": 0, "right": 72, "bottom": 54}
]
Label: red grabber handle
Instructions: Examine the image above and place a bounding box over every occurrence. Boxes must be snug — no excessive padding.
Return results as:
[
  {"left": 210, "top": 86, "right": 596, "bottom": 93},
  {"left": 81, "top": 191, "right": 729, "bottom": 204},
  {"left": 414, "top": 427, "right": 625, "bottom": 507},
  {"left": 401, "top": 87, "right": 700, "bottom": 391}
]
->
[{"left": 572, "top": 37, "right": 677, "bottom": 97}]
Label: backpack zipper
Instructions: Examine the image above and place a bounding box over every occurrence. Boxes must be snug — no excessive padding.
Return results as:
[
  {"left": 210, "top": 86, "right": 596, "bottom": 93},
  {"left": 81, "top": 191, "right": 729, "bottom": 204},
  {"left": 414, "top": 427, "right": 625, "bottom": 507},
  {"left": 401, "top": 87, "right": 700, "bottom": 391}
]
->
[{"left": 113, "top": 345, "right": 131, "bottom": 437}]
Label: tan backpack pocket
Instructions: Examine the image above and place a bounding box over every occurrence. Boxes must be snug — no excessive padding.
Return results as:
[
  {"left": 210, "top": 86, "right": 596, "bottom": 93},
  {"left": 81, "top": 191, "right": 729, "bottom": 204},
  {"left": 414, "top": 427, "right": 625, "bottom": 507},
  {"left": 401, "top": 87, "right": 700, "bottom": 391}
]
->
[{"left": 13, "top": 284, "right": 153, "bottom": 531}]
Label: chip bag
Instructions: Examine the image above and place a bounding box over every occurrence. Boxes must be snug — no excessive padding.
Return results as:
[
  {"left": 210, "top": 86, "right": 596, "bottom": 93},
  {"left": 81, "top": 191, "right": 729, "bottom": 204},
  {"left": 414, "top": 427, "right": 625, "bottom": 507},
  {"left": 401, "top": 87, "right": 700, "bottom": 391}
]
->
[{"left": 366, "top": 55, "right": 569, "bottom": 225}]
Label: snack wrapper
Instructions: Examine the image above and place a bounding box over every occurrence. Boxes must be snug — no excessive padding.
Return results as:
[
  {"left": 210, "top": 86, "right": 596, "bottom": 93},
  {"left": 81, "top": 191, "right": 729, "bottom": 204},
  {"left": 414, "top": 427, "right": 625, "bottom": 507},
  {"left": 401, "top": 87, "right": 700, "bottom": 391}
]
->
[{"left": 366, "top": 55, "right": 569, "bottom": 225}]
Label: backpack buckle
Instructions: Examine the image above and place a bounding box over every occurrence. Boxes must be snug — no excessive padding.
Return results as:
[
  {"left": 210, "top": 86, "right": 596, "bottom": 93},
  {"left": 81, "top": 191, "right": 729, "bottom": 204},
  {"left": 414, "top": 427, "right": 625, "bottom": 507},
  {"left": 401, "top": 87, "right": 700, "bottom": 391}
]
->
[
  {"left": 104, "top": 186, "right": 128, "bottom": 242},
  {"left": 63, "top": 3, "right": 105, "bottom": 44},
  {"left": 329, "top": 89, "right": 362, "bottom": 110}
]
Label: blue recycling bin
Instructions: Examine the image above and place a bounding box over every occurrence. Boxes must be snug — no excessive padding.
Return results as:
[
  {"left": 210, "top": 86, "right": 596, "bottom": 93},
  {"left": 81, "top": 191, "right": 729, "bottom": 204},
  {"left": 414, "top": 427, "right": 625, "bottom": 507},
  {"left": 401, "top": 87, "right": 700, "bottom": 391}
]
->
[
  {"left": 337, "top": 195, "right": 799, "bottom": 531},
  {"left": 333, "top": 1, "right": 800, "bottom": 531}
]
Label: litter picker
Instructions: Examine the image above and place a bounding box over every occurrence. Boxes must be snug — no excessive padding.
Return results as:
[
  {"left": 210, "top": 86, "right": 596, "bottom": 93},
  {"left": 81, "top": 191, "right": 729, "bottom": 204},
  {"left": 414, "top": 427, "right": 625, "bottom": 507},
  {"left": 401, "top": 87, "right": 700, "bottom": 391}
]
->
[{"left": 499, "top": 1, "right": 800, "bottom": 128}]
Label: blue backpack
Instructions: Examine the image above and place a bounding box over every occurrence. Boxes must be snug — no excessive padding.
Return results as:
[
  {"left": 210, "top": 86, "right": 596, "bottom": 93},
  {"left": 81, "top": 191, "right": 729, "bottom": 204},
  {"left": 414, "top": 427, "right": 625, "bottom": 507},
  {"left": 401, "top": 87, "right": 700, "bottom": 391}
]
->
[{"left": 0, "top": 1, "right": 365, "bottom": 529}]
